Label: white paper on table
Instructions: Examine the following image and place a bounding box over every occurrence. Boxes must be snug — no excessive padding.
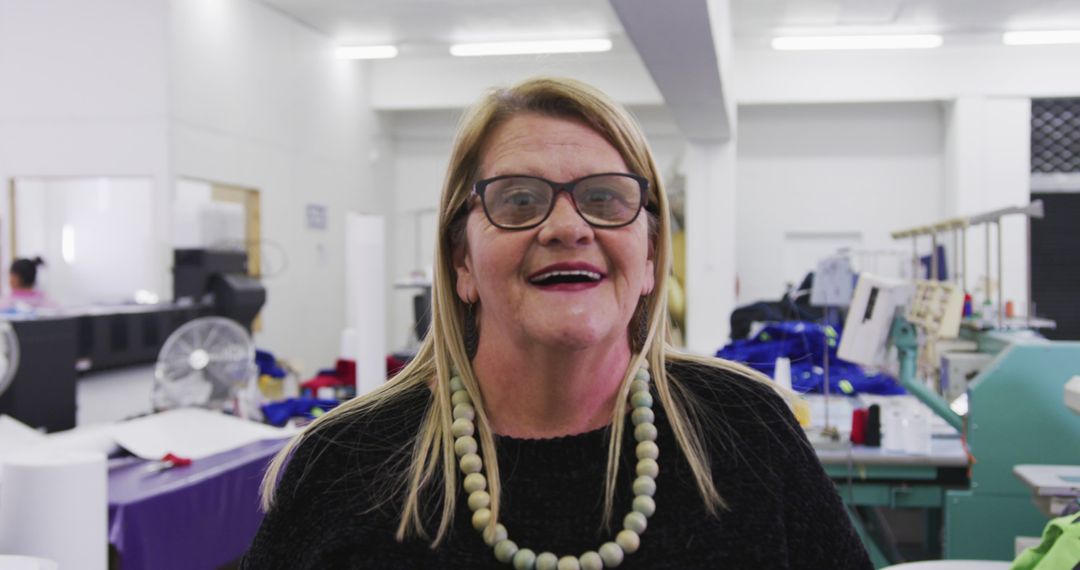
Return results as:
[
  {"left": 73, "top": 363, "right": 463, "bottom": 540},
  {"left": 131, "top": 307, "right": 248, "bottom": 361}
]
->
[
  {"left": 109, "top": 408, "right": 297, "bottom": 460},
  {"left": 43, "top": 423, "right": 122, "bottom": 457},
  {"left": 0, "top": 415, "right": 45, "bottom": 457}
]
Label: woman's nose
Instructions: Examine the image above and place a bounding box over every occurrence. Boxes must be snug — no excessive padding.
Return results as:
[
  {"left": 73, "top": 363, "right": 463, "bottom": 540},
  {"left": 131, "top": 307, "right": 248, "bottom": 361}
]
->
[{"left": 537, "top": 193, "right": 594, "bottom": 246}]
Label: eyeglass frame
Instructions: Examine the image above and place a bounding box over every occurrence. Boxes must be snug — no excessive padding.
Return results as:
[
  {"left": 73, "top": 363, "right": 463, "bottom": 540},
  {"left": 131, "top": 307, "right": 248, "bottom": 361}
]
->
[{"left": 470, "top": 172, "right": 651, "bottom": 231}]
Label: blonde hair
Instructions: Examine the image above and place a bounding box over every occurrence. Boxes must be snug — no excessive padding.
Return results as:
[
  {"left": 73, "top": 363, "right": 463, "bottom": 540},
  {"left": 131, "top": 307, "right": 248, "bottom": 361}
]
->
[{"left": 260, "top": 76, "right": 774, "bottom": 545}]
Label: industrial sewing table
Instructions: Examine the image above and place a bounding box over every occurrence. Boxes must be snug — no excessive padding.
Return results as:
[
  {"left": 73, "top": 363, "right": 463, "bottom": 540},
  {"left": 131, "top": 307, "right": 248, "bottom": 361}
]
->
[
  {"left": 816, "top": 437, "right": 970, "bottom": 568},
  {"left": 107, "top": 438, "right": 287, "bottom": 570},
  {"left": 804, "top": 392, "right": 971, "bottom": 568}
]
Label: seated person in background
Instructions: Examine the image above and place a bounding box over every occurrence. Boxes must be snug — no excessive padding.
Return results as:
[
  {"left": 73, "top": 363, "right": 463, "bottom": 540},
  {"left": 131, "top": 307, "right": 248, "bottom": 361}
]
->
[
  {"left": 243, "top": 77, "right": 871, "bottom": 569},
  {"left": 1, "top": 257, "right": 53, "bottom": 312}
]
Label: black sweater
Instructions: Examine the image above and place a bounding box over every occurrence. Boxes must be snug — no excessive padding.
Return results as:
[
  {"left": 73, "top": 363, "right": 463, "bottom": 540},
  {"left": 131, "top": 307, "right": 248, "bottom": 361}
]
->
[{"left": 242, "top": 361, "right": 871, "bottom": 569}]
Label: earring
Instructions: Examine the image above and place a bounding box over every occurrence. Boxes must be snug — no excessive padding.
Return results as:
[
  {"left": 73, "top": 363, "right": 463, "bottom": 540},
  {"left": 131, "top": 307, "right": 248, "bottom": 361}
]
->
[
  {"left": 633, "top": 298, "right": 650, "bottom": 353},
  {"left": 463, "top": 303, "right": 479, "bottom": 360}
]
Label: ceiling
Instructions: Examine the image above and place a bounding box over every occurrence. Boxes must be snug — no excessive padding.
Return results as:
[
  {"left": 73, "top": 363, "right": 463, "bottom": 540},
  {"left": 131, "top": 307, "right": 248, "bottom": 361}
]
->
[{"left": 261, "top": 0, "right": 1080, "bottom": 52}]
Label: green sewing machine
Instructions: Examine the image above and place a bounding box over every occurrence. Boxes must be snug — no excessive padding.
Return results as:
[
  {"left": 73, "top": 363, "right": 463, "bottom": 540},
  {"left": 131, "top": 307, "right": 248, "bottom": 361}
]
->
[{"left": 889, "top": 315, "right": 1080, "bottom": 560}]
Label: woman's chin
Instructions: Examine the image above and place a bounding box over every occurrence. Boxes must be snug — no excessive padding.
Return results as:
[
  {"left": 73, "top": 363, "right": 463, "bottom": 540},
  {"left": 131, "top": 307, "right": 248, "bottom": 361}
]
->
[{"left": 531, "top": 325, "right": 619, "bottom": 352}]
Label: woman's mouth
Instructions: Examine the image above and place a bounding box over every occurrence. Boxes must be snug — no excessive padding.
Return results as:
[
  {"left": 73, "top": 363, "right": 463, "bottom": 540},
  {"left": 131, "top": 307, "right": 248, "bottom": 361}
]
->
[{"left": 528, "top": 265, "right": 606, "bottom": 291}]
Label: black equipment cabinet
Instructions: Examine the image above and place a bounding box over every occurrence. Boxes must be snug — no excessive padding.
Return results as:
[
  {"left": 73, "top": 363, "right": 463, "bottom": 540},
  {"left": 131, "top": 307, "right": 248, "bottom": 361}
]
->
[{"left": 0, "top": 318, "right": 78, "bottom": 432}]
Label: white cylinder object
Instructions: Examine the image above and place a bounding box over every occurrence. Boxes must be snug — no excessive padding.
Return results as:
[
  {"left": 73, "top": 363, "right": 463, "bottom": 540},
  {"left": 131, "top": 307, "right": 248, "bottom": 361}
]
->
[
  {"left": 904, "top": 410, "right": 932, "bottom": 455},
  {"left": 773, "top": 357, "right": 792, "bottom": 391},
  {"left": 339, "top": 327, "right": 359, "bottom": 361},
  {"left": 882, "top": 406, "right": 905, "bottom": 453},
  {"left": 0, "top": 451, "right": 107, "bottom": 570},
  {"left": 0, "top": 555, "right": 59, "bottom": 570}
]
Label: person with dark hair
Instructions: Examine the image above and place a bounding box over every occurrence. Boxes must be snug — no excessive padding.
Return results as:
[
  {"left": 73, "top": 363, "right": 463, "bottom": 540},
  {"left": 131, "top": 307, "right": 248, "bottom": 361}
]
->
[{"left": 2, "top": 256, "right": 53, "bottom": 311}]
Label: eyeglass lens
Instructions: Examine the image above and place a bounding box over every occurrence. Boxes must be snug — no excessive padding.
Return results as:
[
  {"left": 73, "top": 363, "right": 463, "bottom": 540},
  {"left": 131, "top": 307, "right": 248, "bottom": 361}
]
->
[{"left": 481, "top": 174, "right": 643, "bottom": 229}]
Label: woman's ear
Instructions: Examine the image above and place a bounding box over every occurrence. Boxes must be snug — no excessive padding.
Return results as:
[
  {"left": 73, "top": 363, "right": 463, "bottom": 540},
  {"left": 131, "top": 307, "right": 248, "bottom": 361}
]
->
[
  {"left": 641, "top": 258, "right": 655, "bottom": 297},
  {"left": 453, "top": 239, "right": 478, "bottom": 304},
  {"left": 641, "top": 223, "right": 656, "bottom": 296}
]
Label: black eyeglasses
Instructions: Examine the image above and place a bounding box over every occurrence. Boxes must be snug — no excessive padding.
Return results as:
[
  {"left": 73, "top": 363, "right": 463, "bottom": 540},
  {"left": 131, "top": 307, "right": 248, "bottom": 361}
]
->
[{"left": 472, "top": 173, "right": 649, "bottom": 230}]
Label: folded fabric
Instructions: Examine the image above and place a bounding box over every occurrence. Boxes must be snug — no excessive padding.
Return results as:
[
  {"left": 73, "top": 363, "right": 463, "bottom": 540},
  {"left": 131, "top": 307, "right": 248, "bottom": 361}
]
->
[
  {"left": 1010, "top": 512, "right": 1080, "bottom": 570},
  {"left": 717, "top": 321, "right": 905, "bottom": 396},
  {"left": 261, "top": 398, "right": 340, "bottom": 427}
]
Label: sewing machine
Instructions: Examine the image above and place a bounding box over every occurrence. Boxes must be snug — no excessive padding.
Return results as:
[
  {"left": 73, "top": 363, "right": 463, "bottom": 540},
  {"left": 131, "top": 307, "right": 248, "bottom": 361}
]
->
[
  {"left": 1010, "top": 376, "right": 1080, "bottom": 540},
  {"left": 829, "top": 201, "right": 1080, "bottom": 565}
]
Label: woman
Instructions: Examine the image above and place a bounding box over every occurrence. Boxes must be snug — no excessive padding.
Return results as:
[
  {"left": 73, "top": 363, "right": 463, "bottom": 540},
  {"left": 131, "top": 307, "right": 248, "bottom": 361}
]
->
[
  {"left": 243, "top": 78, "right": 870, "bottom": 569},
  {"left": 1, "top": 257, "right": 52, "bottom": 312}
]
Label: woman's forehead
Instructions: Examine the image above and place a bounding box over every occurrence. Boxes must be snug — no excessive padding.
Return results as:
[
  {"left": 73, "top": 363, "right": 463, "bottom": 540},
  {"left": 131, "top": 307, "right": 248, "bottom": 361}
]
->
[{"left": 477, "top": 113, "right": 628, "bottom": 179}]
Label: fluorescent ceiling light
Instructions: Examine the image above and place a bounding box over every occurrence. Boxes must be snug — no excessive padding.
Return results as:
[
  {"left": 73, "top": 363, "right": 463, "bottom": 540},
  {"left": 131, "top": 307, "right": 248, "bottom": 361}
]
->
[
  {"left": 1003, "top": 30, "right": 1080, "bottom": 46},
  {"left": 450, "top": 38, "right": 612, "bottom": 57},
  {"left": 336, "top": 45, "right": 398, "bottom": 60},
  {"left": 771, "top": 34, "right": 943, "bottom": 51}
]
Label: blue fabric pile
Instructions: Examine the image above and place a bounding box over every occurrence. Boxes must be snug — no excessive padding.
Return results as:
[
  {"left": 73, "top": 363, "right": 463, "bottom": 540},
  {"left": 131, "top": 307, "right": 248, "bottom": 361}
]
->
[{"left": 716, "top": 321, "right": 904, "bottom": 396}]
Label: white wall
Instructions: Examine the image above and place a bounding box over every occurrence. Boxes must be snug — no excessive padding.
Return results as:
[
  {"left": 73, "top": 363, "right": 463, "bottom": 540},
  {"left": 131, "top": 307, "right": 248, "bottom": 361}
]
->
[
  {"left": 736, "top": 102, "right": 945, "bottom": 305},
  {"left": 369, "top": 51, "right": 663, "bottom": 111},
  {"left": 944, "top": 97, "right": 1032, "bottom": 316},
  {"left": 170, "top": 0, "right": 380, "bottom": 374},
  {"left": 736, "top": 43, "right": 1080, "bottom": 105},
  {"left": 0, "top": 0, "right": 171, "bottom": 298},
  {"left": 15, "top": 177, "right": 158, "bottom": 306}
]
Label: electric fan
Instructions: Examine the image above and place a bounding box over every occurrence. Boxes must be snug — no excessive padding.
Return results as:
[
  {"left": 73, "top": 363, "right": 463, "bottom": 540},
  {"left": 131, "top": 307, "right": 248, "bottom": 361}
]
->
[
  {"left": 0, "top": 321, "right": 20, "bottom": 399},
  {"left": 152, "top": 316, "right": 256, "bottom": 411}
]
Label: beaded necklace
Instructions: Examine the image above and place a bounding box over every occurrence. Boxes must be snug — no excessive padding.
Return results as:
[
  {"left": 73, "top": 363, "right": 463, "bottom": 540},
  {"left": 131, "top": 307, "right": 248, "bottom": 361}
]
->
[{"left": 449, "top": 363, "right": 658, "bottom": 570}]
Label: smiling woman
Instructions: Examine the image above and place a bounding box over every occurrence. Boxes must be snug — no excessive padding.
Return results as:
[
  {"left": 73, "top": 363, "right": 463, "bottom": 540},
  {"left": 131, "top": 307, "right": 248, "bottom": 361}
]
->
[{"left": 242, "top": 77, "right": 871, "bottom": 569}]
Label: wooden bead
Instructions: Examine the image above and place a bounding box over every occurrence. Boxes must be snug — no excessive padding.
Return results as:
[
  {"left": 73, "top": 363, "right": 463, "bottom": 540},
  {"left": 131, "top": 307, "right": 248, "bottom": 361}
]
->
[
  {"left": 513, "top": 548, "right": 538, "bottom": 570},
  {"left": 451, "top": 390, "right": 472, "bottom": 407},
  {"left": 495, "top": 539, "right": 519, "bottom": 563},
  {"left": 632, "top": 495, "right": 656, "bottom": 518},
  {"left": 615, "top": 530, "right": 640, "bottom": 554},
  {"left": 483, "top": 523, "right": 508, "bottom": 546},
  {"left": 599, "top": 542, "right": 624, "bottom": 567},
  {"left": 463, "top": 472, "right": 487, "bottom": 493},
  {"left": 536, "top": 552, "right": 559, "bottom": 570},
  {"left": 631, "top": 407, "right": 654, "bottom": 426},
  {"left": 453, "top": 403, "right": 475, "bottom": 421},
  {"left": 450, "top": 376, "right": 464, "bottom": 392},
  {"left": 454, "top": 435, "right": 477, "bottom": 457},
  {"left": 624, "top": 510, "right": 648, "bottom": 533},
  {"left": 472, "top": 508, "right": 491, "bottom": 531},
  {"left": 636, "top": 458, "right": 659, "bottom": 478},
  {"left": 556, "top": 556, "right": 580, "bottom": 570},
  {"left": 632, "top": 475, "right": 656, "bottom": 497},
  {"left": 579, "top": 551, "right": 603, "bottom": 570},
  {"left": 467, "top": 490, "right": 490, "bottom": 511},
  {"left": 636, "top": 441, "right": 659, "bottom": 460},
  {"left": 451, "top": 418, "right": 474, "bottom": 438},
  {"left": 459, "top": 453, "right": 483, "bottom": 474},
  {"left": 633, "top": 422, "right": 657, "bottom": 443},
  {"left": 630, "top": 391, "right": 653, "bottom": 409}
]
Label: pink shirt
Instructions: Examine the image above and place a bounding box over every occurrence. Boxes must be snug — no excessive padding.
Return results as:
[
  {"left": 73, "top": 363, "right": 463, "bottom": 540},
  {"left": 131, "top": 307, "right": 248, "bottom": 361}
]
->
[{"left": 0, "top": 289, "right": 54, "bottom": 311}]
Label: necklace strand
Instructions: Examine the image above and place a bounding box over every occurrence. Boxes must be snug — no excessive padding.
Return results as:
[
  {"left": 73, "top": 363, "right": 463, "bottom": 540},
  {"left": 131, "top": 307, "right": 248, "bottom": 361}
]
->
[{"left": 450, "top": 363, "right": 658, "bottom": 570}]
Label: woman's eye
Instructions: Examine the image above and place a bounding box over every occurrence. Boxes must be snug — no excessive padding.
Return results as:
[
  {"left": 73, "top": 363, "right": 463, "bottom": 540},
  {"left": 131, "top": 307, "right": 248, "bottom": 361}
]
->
[
  {"left": 504, "top": 190, "right": 539, "bottom": 206},
  {"left": 582, "top": 188, "right": 616, "bottom": 203}
]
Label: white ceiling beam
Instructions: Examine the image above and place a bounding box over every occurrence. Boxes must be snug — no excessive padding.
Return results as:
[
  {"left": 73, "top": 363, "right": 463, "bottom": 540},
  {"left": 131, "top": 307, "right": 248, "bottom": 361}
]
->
[{"left": 610, "top": 0, "right": 733, "bottom": 142}]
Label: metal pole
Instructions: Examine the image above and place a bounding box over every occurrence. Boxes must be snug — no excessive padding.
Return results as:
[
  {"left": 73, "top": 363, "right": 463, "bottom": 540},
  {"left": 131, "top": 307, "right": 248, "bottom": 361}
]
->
[
  {"left": 985, "top": 223, "right": 992, "bottom": 316},
  {"left": 931, "top": 233, "right": 939, "bottom": 281},
  {"left": 961, "top": 226, "right": 967, "bottom": 293},
  {"left": 912, "top": 236, "right": 919, "bottom": 280},
  {"left": 1026, "top": 216, "right": 1033, "bottom": 324},
  {"left": 952, "top": 228, "right": 959, "bottom": 285},
  {"left": 997, "top": 220, "right": 1004, "bottom": 328}
]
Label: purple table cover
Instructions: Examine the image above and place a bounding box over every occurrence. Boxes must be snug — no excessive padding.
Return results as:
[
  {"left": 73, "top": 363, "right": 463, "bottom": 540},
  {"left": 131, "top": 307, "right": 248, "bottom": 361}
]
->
[{"left": 107, "top": 438, "right": 287, "bottom": 570}]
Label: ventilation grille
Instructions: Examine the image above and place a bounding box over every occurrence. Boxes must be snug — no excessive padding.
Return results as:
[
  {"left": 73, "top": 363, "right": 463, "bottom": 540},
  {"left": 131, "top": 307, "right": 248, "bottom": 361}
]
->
[{"left": 1032, "top": 98, "right": 1080, "bottom": 174}]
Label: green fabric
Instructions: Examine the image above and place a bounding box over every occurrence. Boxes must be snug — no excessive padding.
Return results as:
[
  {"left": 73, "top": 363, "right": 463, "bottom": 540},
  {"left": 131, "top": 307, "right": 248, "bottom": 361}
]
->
[{"left": 1011, "top": 512, "right": 1080, "bottom": 570}]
